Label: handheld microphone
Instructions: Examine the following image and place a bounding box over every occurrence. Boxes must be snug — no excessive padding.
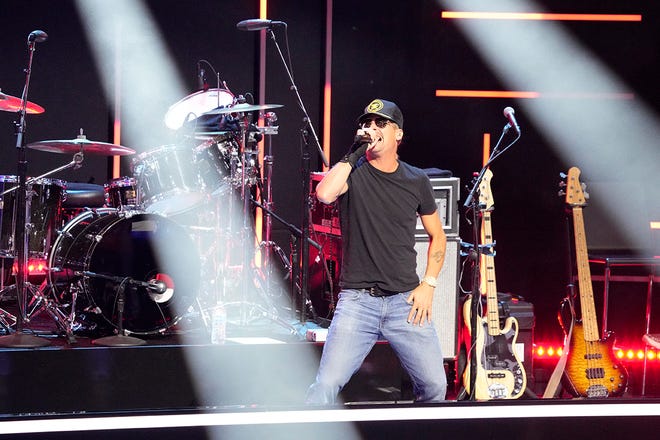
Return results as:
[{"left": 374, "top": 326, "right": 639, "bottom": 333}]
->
[
  {"left": 236, "top": 19, "right": 285, "bottom": 31},
  {"left": 353, "top": 129, "right": 373, "bottom": 145},
  {"left": 503, "top": 107, "right": 521, "bottom": 135},
  {"left": 28, "top": 30, "right": 48, "bottom": 43}
]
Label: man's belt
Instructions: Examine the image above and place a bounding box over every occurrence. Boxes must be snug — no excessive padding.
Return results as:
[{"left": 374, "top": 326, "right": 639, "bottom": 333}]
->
[{"left": 366, "top": 286, "right": 399, "bottom": 297}]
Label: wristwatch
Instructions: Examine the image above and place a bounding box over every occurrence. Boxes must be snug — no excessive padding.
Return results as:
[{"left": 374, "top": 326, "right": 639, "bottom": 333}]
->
[{"left": 420, "top": 275, "right": 438, "bottom": 288}]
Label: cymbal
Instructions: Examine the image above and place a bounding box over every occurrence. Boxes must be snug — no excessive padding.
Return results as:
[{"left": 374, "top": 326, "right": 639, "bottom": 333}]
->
[
  {"left": 202, "top": 103, "right": 283, "bottom": 116},
  {"left": 27, "top": 135, "right": 136, "bottom": 156},
  {"left": 0, "top": 91, "right": 45, "bottom": 114}
]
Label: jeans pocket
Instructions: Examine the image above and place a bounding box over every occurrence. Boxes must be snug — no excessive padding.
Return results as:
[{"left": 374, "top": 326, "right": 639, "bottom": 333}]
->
[
  {"left": 397, "top": 291, "right": 412, "bottom": 305},
  {"left": 338, "top": 289, "right": 361, "bottom": 301}
]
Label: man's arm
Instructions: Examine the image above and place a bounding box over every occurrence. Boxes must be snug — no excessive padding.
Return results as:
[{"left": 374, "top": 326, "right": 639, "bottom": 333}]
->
[
  {"left": 421, "top": 210, "right": 447, "bottom": 282},
  {"left": 315, "top": 161, "right": 351, "bottom": 204}
]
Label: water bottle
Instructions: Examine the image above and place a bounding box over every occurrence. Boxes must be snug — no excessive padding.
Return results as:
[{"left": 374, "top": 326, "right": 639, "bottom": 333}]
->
[{"left": 211, "top": 302, "right": 227, "bottom": 344}]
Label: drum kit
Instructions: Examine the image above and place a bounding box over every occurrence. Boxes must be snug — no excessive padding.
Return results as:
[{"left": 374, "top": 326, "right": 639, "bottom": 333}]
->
[{"left": 0, "top": 82, "right": 293, "bottom": 345}]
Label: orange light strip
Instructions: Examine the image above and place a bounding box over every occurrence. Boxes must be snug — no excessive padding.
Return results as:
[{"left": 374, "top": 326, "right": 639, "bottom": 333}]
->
[
  {"left": 650, "top": 221, "right": 660, "bottom": 230},
  {"left": 112, "top": 23, "right": 122, "bottom": 179},
  {"left": 482, "top": 133, "right": 491, "bottom": 167},
  {"left": 322, "top": 0, "right": 333, "bottom": 172},
  {"left": 254, "top": 0, "right": 269, "bottom": 267},
  {"left": 437, "top": 90, "right": 540, "bottom": 99},
  {"left": 435, "top": 90, "right": 634, "bottom": 99},
  {"left": 441, "top": 11, "right": 642, "bottom": 22}
]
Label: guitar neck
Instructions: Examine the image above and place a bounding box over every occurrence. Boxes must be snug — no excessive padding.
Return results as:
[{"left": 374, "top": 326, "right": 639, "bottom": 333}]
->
[
  {"left": 481, "top": 210, "right": 500, "bottom": 336},
  {"left": 572, "top": 206, "right": 600, "bottom": 341}
]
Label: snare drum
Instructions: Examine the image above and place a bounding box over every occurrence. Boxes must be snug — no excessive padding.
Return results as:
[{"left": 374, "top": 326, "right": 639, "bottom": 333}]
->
[
  {"left": 132, "top": 145, "right": 204, "bottom": 216},
  {"left": 105, "top": 177, "right": 138, "bottom": 209},
  {"left": 48, "top": 209, "right": 200, "bottom": 335},
  {"left": 0, "top": 175, "right": 66, "bottom": 257}
]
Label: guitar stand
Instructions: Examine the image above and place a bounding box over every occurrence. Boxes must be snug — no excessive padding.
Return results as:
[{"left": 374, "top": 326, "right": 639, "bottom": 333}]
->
[{"left": 461, "top": 123, "right": 521, "bottom": 400}]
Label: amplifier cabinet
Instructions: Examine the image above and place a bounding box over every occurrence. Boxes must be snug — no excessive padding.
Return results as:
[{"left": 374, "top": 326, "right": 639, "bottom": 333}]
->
[
  {"left": 416, "top": 177, "right": 460, "bottom": 239},
  {"left": 310, "top": 234, "right": 461, "bottom": 360},
  {"left": 310, "top": 172, "right": 340, "bottom": 236},
  {"left": 415, "top": 236, "right": 461, "bottom": 360}
]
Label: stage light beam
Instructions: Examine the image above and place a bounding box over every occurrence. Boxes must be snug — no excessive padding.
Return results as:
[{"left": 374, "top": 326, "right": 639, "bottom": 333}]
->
[{"left": 440, "top": 0, "right": 660, "bottom": 253}]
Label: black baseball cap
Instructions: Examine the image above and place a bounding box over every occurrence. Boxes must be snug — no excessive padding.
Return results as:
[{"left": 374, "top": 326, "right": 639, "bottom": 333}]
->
[{"left": 358, "top": 99, "right": 404, "bottom": 128}]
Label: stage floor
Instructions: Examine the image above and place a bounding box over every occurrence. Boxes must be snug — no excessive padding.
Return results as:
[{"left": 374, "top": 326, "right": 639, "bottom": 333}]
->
[{"left": 1, "top": 297, "right": 660, "bottom": 439}]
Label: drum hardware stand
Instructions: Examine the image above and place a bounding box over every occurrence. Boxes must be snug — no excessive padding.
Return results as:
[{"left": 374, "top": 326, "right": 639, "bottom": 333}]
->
[
  {"left": 0, "top": 30, "right": 50, "bottom": 348},
  {"left": 219, "top": 118, "right": 296, "bottom": 335},
  {"left": 251, "top": 197, "right": 321, "bottom": 324},
  {"left": 235, "top": 120, "right": 284, "bottom": 327},
  {"left": 0, "top": 140, "right": 84, "bottom": 341},
  {"left": 0, "top": 151, "right": 84, "bottom": 200},
  {"left": 264, "top": 25, "right": 329, "bottom": 325},
  {"left": 0, "top": 307, "right": 17, "bottom": 333},
  {"left": 25, "top": 282, "right": 76, "bottom": 343},
  {"left": 258, "top": 112, "right": 279, "bottom": 305}
]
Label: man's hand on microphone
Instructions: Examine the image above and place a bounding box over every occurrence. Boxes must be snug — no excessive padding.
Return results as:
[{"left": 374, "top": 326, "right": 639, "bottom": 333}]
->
[{"left": 340, "top": 131, "right": 372, "bottom": 168}]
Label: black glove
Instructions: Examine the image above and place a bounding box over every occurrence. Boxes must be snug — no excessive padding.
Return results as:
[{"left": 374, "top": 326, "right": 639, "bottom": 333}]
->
[{"left": 340, "top": 134, "right": 371, "bottom": 168}]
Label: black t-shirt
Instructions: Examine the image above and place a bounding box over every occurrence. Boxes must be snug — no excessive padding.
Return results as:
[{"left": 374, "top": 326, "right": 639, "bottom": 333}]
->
[{"left": 338, "top": 160, "right": 437, "bottom": 292}]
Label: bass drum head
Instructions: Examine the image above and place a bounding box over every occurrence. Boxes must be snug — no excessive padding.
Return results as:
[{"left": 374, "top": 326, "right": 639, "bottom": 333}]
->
[{"left": 52, "top": 211, "right": 200, "bottom": 335}]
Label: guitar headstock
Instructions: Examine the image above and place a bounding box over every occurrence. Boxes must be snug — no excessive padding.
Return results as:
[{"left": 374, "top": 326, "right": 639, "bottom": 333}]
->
[
  {"left": 478, "top": 169, "right": 494, "bottom": 211},
  {"left": 562, "top": 166, "right": 588, "bottom": 207}
]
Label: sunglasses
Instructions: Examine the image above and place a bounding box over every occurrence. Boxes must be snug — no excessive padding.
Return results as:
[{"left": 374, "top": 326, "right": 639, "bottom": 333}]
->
[{"left": 358, "top": 118, "right": 391, "bottom": 129}]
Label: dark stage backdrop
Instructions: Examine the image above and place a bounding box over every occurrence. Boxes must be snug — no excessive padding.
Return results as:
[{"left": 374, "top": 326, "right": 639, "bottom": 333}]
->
[{"left": 0, "top": 0, "right": 658, "bottom": 343}]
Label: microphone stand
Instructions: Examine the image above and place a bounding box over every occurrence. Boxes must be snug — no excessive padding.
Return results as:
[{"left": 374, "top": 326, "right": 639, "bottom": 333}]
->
[
  {"left": 265, "top": 26, "right": 328, "bottom": 324},
  {"left": 462, "top": 123, "right": 520, "bottom": 400},
  {"left": 0, "top": 32, "right": 49, "bottom": 348},
  {"left": 80, "top": 271, "right": 147, "bottom": 347}
]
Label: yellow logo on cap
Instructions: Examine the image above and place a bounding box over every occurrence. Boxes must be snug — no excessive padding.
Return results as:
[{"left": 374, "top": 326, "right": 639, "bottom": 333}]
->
[{"left": 367, "top": 99, "right": 384, "bottom": 113}]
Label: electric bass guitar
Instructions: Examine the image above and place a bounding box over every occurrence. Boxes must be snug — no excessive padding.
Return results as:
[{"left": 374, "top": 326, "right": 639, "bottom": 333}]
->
[
  {"left": 560, "top": 167, "right": 628, "bottom": 398},
  {"left": 463, "top": 169, "right": 527, "bottom": 400}
]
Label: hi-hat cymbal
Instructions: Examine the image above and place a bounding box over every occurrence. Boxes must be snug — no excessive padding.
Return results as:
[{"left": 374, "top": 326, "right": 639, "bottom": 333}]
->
[
  {"left": 0, "top": 91, "right": 45, "bottom": 114},
  {"left": 202, "top": 103, "right": 283, "bottom": 116},
  {"left": 27, "top": 135, "right": 135, "bottom": 156}
]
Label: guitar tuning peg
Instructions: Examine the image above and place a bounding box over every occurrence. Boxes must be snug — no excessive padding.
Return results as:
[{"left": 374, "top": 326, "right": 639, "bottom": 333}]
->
[
  {"left": 558, "top": 181, "right": 567, "bottom": 188},
  {"left": 558, "top": 190, "right": 566, "bottom": 197},
  {"left": 584, "top": 191, "right": 590, "bottom": 200},
  {"left": 559, "top": 172, "right": 567, "bottom": 179}
]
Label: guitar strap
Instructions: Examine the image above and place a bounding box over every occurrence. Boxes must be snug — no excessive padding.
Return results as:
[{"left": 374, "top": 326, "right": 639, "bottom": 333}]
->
[{"left": 542, "top": 317, "right": 573, "bottom": 398}]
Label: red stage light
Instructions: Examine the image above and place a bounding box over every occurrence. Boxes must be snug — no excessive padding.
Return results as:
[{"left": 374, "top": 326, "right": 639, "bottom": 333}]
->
[{"left": 11, "top": 258, "right": 48, "bottom": 276}]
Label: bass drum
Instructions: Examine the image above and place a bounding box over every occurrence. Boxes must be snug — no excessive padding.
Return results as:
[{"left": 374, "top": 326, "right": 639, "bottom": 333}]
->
[{"left": 49, "top": 209, "right": 200, "bottom": 335}]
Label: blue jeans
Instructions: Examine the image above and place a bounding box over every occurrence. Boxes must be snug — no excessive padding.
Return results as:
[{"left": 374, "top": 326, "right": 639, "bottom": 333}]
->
[{"left": 306, "top": 288, "right": 447, "bottom": 404}]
